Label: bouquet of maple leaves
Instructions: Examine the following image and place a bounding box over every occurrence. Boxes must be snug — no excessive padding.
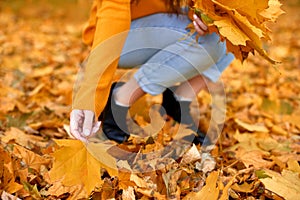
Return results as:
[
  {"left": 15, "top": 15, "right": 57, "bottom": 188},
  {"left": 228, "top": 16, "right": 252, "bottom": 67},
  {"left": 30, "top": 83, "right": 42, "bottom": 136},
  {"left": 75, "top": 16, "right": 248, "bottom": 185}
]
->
[{"left": 191, "top": 0, "right": 284, "bottom": 64}]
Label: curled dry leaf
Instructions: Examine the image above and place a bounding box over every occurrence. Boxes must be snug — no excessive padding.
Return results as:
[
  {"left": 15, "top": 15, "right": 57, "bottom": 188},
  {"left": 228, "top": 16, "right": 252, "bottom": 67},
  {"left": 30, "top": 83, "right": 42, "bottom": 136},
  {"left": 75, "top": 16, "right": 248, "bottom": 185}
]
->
[
  {"left": 1, "top": 191, "right": 22, "bottom": 200},
  {"left": 1, "top": 127, "right": 48, "bottom": 148},
  {"left": 236, "top": 149, "right": 274, "bottom": 169},
  {"left": 46, "top": 181, "right": 87, "bottom": 200},
  {"left": 0, "top": 146, "right": 23, "bottom": 194},
  {"left": 180, "top": 144, "right": 201, "bottom": 165},
  {"left": 195, "top": 152, "right": 216, "bottom": 174},
  {"left": 122, "top": 186, "right": 135, "bottom": 200},
  {"left": 12, "top": 145, "right": 51, "bottom": 172},
  {"left": 234, "top": 118, "right": 269, "bottom": 133}
]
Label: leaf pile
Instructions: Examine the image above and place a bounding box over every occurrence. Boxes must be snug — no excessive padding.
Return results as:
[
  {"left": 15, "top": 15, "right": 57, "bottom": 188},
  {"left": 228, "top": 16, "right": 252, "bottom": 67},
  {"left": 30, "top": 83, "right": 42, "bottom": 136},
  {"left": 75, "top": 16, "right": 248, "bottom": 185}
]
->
[
  {"left": 192, "top": 0, "right": 285, "bottom": 63},
  {"left": 1, "top": 0, "right": 300, "bottom": 199}
]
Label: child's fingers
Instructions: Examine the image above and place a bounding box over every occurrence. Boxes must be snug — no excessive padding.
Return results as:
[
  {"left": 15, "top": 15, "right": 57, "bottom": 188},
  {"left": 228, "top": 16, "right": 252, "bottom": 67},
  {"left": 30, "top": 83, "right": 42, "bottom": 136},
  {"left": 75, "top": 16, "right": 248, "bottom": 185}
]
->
[
  {"left": 92, "top": 121, "right": 101, "bottom": 134},
  {"left": 193, "top": 14, "right": 208, "bottom": 35},
  {"left": 193, "top": 21, "right": 206, "bottom": 35},
  {"left": 82, "top": 110, "right": 94, "bottom": 136},
  {"left": 72, "top": 129, "right": 88, "bottom": 143}
]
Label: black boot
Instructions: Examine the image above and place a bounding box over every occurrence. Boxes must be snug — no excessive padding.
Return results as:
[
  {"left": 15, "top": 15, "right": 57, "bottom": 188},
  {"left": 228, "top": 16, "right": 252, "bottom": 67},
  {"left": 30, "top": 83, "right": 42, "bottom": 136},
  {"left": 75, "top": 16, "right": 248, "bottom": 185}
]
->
[
  {"left": 100, "top": 82, "right": 130, "bottom": 143},
  {"left": 161, "top": 87, "right": 208, "bottom": 145}
]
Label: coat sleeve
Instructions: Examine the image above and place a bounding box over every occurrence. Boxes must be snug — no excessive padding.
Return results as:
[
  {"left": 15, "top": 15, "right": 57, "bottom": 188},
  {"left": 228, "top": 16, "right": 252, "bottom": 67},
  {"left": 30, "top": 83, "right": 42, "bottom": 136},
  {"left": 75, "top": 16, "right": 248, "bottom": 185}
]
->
[{"left": 72, "top": 0, "right": 131, "bottom": 118}]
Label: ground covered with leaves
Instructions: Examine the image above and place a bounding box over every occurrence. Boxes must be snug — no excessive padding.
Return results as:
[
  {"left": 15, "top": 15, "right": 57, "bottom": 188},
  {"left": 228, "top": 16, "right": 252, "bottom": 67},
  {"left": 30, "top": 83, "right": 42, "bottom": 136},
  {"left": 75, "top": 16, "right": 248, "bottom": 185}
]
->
[{"left": 0, "top": 0, "right": 300, "bottom": 199}]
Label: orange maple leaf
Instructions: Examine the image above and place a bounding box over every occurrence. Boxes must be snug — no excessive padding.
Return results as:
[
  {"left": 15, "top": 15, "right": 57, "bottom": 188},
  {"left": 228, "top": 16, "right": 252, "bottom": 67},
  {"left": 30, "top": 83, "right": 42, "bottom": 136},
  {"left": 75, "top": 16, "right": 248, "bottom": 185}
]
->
[{"left": 49, "top": 139, "right": 118, "bottom": 195}]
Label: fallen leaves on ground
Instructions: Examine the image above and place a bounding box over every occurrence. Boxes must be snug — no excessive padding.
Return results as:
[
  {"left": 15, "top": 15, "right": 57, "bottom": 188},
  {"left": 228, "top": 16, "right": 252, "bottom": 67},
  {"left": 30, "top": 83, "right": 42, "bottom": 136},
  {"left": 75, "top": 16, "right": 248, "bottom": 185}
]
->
[
  {"left": 0, "top": 0, "right": 300, "bottom": 199},
  {"left": 258, "top": 169, "right": 300, "bottom": 200}
]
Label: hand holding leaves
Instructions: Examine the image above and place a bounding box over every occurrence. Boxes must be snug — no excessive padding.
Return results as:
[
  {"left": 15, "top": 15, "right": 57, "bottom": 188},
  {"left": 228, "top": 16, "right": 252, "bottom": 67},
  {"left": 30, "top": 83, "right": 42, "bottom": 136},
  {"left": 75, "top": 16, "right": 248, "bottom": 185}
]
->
[
  {"left": 193, "top": 13, "right": 208, "bottom": 35},
  {"left": 70, "top": 109, "right": 101, "bottom": 142}
]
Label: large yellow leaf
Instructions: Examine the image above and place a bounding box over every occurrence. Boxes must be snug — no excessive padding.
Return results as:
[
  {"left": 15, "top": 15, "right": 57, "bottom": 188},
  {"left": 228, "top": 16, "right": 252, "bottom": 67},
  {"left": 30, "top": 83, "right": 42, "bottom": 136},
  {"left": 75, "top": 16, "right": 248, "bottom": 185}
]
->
[
  {"left": 213, "top": 0, "right": 269, "bottom": 19},
  {"left": 214, "top": 19, "right": 250, "bottom": 46},
  {"left": 259, "top": 169, "right": 300, "bottom": 200},
  {"left": 214, "top": 2, "right": 265, "bottom": 41},
  {"left": 49, "top": 139, "right": 118, "bottom": 195}
]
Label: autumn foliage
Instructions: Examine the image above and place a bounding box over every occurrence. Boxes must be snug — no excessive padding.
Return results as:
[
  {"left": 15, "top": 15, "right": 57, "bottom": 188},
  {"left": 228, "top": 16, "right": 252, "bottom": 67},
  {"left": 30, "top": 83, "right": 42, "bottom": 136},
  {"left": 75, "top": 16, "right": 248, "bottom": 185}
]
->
[
  {"left": 192, "top": 0, "right": 285, "bottom": 64},
  {"left": 1, "top": 0, "right": 300, "bottom": 199}
]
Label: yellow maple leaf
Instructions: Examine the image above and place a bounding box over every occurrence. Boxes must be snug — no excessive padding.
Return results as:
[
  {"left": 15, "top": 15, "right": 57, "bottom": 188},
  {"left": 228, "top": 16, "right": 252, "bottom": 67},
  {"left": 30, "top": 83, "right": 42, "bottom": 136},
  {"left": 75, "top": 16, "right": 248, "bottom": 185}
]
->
[
  {"left": 214, "top": 19, "right": 250, "bottom": 46},
  {"left": 192, "top": 0, "right": 284, "bottom": 64},
  {"left": 213, "top": 0, "right": 269, "bottom": 19},
  {"left": 49, "top": 139, "right": 118, "bottom": 195}
]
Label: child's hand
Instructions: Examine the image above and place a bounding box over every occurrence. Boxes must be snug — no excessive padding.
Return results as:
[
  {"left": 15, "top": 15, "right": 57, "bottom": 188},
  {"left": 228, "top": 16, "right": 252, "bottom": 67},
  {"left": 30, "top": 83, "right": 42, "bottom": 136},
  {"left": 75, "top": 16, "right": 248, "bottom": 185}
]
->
[
  {"left": 193, "top": 14, "right": 208, "bottom": 35},
  {"left": 70, "top": 109, "right": 101, "bottom": 142}
]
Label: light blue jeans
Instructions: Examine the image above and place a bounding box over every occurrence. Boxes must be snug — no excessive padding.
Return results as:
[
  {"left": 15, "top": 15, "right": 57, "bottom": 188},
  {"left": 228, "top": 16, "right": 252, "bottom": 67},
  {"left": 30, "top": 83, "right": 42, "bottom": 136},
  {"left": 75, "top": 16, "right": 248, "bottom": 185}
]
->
[{"left": 118, "top": 13, "right": 234, "bottom": 95}]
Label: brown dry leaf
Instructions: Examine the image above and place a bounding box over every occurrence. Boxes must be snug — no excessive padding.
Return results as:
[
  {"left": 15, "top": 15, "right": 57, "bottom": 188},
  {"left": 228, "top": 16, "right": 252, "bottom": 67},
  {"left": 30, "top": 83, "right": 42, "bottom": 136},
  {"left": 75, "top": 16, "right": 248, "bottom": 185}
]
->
[
  {"left": 12, "top": 144, "right": 51, "bottom": 172},
  {"left": 122, "top": 186, "right": 135, "bottom": 200},
  {"left": 283, "top": 114, "right": 300, "bottom": 130},
  {"left": 219, "top": 175, "right": 237, "bottom": 200},
  {"left": 271, "top": 125, "right": 288, "bottom": 135},
  {"left": 49, "top": 139, "right": 118, "bottom": 195},
  {"left": 0, "top": 146, "right": 23, "bottom": 194},
  {"left": 287, "top": 159, "right": 300, "bottom": 173},
  {"left": 118, "top": 170, "right": 136, "bottom": 190},
  {"left": 46, "top": 181, "right": 87, "bottom": 200},
  {"left": 0, "top": 85, "right": 24, "bottom": 113},
  {"left": 236, "top": 149, "right": 274, "bottom": 169},
  {"left": 162, "top": 169, "right": 182, "bottom": 197},
  {"left": 235, "top": 118, "right": 269, "bottom": 132},
  {"left": 138, "top": 109, "right": 166, "bottom": 138},
  {"left": 195, "top": 153, "right": 216, "bottom": 174},
  {"left": 1, "top": 191, "right": 22, "bottom": 200},
  {"left": 231, "top": 181, "right": 258, "bottom": 193},
  {"left": 29, "top": 66, "right": 54, "bottom": 78},
  {"left": 135, "top": 188, "right": 166, "bottom": 200},
  {"left": 180, "top": 144, "right": 201, "bottom": 165},
  {"left": 0, "top": 98, "right": 17, "bottom": 113},
  {"left": 130, "top": 174, "right": 152, "bottom": 188},
  {"left": 183, "top": 171, "right": 219, "bottom": 200},
  {"left": 257, "top": 136, "right": 280, "bottom": 151},
  {"left": 259, "top": 0, "right": 285, "bottom": 22},
  {"left": 228, "top": 130, "right": 269, "bottom": 155},
  {"left": 259, "top": 169, "right": 300, "bottom": 200},
  {"left": 1, "top": 127, "right": 47, "bottom": 148}
]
